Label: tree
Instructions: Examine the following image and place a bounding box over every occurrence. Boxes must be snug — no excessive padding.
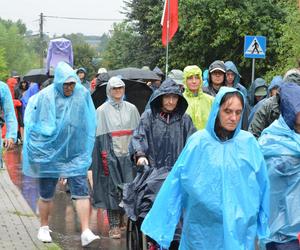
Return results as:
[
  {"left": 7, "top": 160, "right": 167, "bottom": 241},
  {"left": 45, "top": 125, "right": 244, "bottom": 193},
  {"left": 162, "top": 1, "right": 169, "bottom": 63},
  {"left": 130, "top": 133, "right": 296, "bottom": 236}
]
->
[
  {"left": 0, "top": 19, "right": 39, "bottom": 76},
  {"left": 59, "top": 33, "right": 103, "bottom": 78},
  {"left": 101, "top": 22, "right": 141, "bottom": 69},
  {"left": 105, "top": 0, "right": 299, "bottom": 86},
  {"left": 124, "top": 0, "right": 165, "bottom": 68},
  {"left": 0, "top": 48, "right": 8, "bottom": 81},
  {"left": 73, "top": 43, "right": 99, "bottom": 79},
  {"left": 264, "top": 0, "right": 300, "bottom": 81}
]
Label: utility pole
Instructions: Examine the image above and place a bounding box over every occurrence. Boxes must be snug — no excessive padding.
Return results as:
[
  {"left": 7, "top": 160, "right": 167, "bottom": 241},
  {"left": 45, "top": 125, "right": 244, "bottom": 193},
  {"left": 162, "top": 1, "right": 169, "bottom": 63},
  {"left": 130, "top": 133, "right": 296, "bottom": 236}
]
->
[{"left": 39, "top": 13, "right": 44, "bottom": 68}]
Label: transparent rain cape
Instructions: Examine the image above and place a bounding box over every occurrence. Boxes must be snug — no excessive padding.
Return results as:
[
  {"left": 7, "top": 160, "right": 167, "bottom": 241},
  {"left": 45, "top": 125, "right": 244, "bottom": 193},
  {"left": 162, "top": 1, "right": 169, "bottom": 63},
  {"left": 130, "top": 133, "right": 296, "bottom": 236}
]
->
[
  {"left": 258, "top": 83, "right": 300, "bottom": 244},
  {"left": 22, "top": 62, "right": 96, "bottom": 178}
]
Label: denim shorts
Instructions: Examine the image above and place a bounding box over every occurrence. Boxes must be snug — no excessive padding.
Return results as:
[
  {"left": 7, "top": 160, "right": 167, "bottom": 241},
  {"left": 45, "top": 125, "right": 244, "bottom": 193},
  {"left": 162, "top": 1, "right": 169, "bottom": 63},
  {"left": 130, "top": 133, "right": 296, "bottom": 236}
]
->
[{"left": 39, "top": 175, "right": 89, "bottom": 201}]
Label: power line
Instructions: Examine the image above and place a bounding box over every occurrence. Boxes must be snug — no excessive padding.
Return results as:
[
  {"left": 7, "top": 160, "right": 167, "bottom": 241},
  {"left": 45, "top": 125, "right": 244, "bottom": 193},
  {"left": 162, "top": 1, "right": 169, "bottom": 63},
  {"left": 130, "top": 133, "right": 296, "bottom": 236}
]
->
[
  {"left": 44, "top": 15, "right": 123, "bottom": 22},
  {"left": 38, "top": 13, "right": 124, "bottom": 66}
]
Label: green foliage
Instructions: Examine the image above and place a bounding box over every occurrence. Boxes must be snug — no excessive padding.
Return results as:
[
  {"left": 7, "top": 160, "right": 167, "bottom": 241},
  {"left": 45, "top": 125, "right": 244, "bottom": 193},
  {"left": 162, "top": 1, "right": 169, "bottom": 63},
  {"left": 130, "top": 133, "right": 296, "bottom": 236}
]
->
[
  {"left": 97, "top": 33, "right": 110, "bottom": 53},
  {"left": 102, "top": 22, "right": 142, "bottom": 69},
  {"left": 0, "top": 19, "right": 39, "bottom": 77},
  {"left": 170, "top": 0, "right": 286, "bottom": 85},
  {"left": 104, "top": 0, "right": 300, "bottom": 86},
  {"left": 63, "top": 33, "right": 110, "bottom": 78},
  {"left": 0, "top": 48, "right": 8, "bottom": 81},
  {"left": 62, "top": 33, "right": 86, "bottom": 46},
  {"left": 73, "top": 43, "right": 99, "bottom": 79},
  {"left": 264, "top": 1, "right": 300, "bottom": 82}
]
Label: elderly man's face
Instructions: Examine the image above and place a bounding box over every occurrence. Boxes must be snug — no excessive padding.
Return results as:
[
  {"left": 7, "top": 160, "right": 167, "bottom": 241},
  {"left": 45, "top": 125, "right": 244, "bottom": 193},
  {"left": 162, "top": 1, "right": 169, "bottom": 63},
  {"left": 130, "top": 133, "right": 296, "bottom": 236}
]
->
[{"left": 63, "top": 82, "right": 76, "bottom": 97}]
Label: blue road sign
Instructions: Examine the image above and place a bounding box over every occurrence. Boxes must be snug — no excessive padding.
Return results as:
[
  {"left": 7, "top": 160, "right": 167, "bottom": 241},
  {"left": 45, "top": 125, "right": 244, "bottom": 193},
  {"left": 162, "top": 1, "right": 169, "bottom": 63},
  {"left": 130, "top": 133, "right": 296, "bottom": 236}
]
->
[{"left": 244, "top": 36, "right": 266, "bottom": 59}]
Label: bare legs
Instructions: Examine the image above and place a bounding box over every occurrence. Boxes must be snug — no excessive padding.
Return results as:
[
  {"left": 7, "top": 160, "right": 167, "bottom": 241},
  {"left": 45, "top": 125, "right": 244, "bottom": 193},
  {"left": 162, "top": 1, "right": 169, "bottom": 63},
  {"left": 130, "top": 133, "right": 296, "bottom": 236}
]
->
[
  {"left": 39, "top": 199, "right": 53, "bottom": 226},
  {"left": 76, "top": 199, "right": 90, "bottom": 232}
]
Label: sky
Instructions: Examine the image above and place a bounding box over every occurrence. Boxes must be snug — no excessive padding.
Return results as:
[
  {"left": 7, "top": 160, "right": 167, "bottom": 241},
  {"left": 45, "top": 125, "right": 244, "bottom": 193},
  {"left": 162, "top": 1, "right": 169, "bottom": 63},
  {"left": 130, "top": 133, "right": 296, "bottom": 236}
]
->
[{"left": 0, "top": 0, "right": 126, "bottom": 36}]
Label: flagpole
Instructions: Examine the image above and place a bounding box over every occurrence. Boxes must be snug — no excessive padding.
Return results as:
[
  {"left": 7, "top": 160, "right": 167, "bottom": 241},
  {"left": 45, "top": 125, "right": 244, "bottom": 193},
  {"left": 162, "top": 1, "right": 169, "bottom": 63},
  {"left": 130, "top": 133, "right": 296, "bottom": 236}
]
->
[{"left": 165, "top": 0, "right": 170, "bottom": 76}]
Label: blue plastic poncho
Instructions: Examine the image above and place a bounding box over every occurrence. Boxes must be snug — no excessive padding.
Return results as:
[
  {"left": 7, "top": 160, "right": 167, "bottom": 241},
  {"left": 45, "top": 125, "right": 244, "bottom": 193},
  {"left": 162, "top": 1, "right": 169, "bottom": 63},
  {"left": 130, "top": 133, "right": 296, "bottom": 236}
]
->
[
  {"left": 21, "top": 82, "right": 40, "bottom": 118},
  {"left": 141, "top": 87, "right": 270, "bottom": 250},
  {"left": 224, "top": 61, "right": 248, "bottom": 98},
  {"left": 22, "top": 62, "right": 96, "bottom": 178},
  {"left": 267, "top": 75, "right": 282, "bottom": 96},
  {"left": 259, "top": 82, "right": 300, "bottom": 244},
  {"left": 0, "top": 81, "right": 18, "bottom": 140}
]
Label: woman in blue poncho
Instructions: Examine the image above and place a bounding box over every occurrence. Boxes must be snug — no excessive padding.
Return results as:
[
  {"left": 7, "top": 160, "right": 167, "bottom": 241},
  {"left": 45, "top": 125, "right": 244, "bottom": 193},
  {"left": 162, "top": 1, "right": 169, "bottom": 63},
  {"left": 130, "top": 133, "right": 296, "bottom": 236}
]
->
[
  {"left": 141, "top": 87, "right": 270, "bottom": 250},
  {"left": 259, "top": 82, "right": 300, "bottom": 250}
]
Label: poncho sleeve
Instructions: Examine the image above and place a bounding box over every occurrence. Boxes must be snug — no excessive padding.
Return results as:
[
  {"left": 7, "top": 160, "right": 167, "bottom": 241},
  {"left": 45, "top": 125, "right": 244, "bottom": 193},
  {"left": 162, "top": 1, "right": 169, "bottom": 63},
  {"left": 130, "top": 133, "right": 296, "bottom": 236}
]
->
[
  {"left": 255, "top": 151, "right": 270, "bottom": 239},
  {"left": 129, "top": 111, "right": 151, "bottom": 161}
]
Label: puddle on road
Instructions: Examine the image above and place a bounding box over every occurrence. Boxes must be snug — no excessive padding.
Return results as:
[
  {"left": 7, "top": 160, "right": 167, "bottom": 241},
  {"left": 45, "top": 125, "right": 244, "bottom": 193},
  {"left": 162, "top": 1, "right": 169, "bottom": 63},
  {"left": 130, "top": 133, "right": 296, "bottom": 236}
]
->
[{"left": 4, "top": 146, "right": 126, "bottom": 250}]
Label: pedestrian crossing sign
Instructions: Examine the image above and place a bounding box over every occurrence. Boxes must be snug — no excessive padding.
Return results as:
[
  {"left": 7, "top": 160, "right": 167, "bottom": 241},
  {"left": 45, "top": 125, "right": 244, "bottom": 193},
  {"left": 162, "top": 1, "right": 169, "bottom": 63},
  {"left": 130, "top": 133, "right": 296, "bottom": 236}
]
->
[{"left": 244, "top": 36, "right": 266, "bottom": 59}]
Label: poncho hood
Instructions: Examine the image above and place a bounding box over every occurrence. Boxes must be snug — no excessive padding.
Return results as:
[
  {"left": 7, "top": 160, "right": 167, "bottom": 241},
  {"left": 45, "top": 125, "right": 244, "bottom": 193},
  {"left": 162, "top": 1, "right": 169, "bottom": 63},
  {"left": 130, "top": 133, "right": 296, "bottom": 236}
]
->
[
  {"left": 224, "top": 61, "right": 240, "bottom": 87},
  {"left": 206, "top": 86, "right": 244, "bottom": 141},
  {"left": 268, "top": 75, "right": 282, "bottom": 94},
  {"left": 150, "top": 78, "right": 188, "bottom": 117},
  {"left": 105, "top": 76, "right": 125, "bottom": 106},
  {"left": 183, "top": 65, "right": 203, "bottom": 97},
  {"left": 280, "top": 82, "right": 300, "bottom": 130},
  {"left": 249, "top": 78, "right": 267, "bottom": 106},
  {"left": 53, "top": 61, "right": 81, "bottom": 96}
]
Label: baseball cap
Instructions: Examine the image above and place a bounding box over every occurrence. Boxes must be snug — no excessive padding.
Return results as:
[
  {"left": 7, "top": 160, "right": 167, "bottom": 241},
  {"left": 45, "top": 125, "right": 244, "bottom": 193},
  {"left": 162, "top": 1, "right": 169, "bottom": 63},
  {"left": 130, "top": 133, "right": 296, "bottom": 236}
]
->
[
  {"left": 255, "top": 86, "right": 267, "bottom": 96},
  {"left": 209, "top": 60, "right": 226, "bottom": 73},
  {"left": 97, "top": 68, "right": 107, "bottom": 74},
  {"left": 108, "top": 76, "right": 125, "bottom": 88},
  {"left": 65, "top": 76, "right": 77, "bottom": 83}
]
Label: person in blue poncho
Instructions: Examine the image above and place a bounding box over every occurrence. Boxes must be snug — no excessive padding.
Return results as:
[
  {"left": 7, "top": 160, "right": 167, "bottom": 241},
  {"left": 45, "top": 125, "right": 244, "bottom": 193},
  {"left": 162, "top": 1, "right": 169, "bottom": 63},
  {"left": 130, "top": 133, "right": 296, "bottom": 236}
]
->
[
  {"left": 141, "top": 87, "right": 270, "bottom": 250},
  {"left": 259, "top": 82, "right": 300, "bottom": 250},
  {"left": 224, "top": 61, "right": 248, "bottom": 98},
  {"left": 22, "top": 61, "right": 100, "bottom": 247},
  {"left": 0, "top": 80, "right": 18, "bottom": 167},
  {"left": 224, "top": 61, "right": 250, "bottom": 130}
]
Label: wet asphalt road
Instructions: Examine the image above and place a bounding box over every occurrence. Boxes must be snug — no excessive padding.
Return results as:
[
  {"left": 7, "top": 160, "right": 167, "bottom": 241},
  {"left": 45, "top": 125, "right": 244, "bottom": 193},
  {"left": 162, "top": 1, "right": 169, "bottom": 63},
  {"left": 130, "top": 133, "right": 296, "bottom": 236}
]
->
[{"left": 4, "top": 145, "right": 127, "bottom": 250}]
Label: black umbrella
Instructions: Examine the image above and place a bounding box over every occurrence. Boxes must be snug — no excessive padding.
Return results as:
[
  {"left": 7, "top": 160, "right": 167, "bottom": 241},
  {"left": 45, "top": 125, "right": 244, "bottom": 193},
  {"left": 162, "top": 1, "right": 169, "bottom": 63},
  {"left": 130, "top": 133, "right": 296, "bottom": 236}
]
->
[
  {"left": 108, "top": 67, "right": 161, "bottom": 81},
  {"left": 91, "top": 79, "right": 153, "bottom": 114},
  {"left": 23, "top": 68, "right": 48, "bottom": 84}
]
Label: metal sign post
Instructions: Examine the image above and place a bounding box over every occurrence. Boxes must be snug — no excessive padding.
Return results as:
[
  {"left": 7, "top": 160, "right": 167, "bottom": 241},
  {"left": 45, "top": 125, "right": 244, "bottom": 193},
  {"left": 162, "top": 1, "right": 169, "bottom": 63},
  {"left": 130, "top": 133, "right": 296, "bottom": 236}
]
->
[
  {"left": 244, "top": 36, "right": 266, "bottom": 84},
  {"left": 251, "top": 58, "right": 255, "bottom": 84}
]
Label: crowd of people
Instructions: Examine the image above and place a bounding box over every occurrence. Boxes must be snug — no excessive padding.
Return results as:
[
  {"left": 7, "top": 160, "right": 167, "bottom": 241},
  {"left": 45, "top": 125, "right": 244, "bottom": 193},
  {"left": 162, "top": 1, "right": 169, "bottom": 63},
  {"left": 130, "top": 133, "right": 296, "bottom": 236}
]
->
[{"left": 1, "top": 58, "right": 300, "bottom": 249}]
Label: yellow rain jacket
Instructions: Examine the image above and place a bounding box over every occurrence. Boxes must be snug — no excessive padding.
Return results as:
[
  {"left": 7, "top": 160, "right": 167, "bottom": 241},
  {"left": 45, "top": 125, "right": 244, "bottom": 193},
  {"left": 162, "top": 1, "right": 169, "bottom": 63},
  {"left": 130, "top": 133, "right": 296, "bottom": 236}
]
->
[{"left": 183, "top": 65, "right": 214, "bottom": 130}]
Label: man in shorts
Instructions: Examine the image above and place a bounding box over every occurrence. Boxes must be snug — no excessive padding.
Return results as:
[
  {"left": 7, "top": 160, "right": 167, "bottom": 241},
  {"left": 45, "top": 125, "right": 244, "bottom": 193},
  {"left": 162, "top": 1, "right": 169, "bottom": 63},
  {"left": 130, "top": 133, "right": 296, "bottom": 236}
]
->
[{"left": 22, "top": 61, "right": 99, "bottom": 247}]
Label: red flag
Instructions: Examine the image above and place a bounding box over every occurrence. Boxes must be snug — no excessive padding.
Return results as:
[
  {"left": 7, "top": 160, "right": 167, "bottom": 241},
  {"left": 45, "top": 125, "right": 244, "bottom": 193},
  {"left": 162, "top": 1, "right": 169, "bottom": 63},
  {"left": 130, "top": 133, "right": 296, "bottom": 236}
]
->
[{"left": 161, "top": 0, "right": 178, "bottom": 47}]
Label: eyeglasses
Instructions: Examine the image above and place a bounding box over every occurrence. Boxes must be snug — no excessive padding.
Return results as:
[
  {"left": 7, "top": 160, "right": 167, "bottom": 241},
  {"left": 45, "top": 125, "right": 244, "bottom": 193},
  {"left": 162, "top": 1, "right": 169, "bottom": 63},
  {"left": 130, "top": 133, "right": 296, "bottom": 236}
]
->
[
  {"left": 112, "top": 87, "right": 124, "bottom": 90},
  {"left": 63, "top": 82, "right": 76, "bottom": 88}
]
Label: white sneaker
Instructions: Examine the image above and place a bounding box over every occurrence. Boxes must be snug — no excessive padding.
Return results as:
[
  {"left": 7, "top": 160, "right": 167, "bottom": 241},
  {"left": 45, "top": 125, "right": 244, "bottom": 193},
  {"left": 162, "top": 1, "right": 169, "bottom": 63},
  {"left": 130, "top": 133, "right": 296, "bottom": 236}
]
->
[
  {"left": 81, "top": 228, "right": 100, "bottom": 247},
  {"left": 37, "top": 226, "right": 52, "bottom": 243}
]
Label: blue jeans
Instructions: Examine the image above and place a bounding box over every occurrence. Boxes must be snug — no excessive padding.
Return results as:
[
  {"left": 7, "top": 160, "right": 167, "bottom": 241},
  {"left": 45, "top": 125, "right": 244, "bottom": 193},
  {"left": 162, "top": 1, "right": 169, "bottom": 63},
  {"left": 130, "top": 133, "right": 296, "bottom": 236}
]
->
[{"left": 39, "top": 175, "right": 89, "bottom": 201}]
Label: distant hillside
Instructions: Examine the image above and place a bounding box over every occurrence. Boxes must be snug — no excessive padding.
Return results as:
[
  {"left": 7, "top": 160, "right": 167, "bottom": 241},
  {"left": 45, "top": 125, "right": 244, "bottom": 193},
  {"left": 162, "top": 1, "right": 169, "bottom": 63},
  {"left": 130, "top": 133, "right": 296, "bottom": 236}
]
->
[{"left": 84, "top": 35, "right": 101, "bottom": 47}]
